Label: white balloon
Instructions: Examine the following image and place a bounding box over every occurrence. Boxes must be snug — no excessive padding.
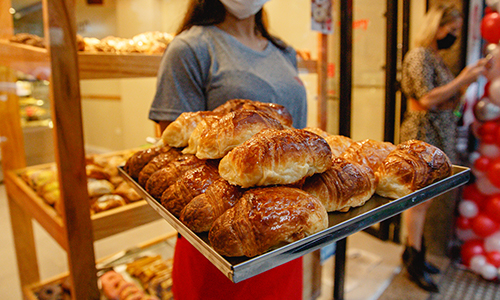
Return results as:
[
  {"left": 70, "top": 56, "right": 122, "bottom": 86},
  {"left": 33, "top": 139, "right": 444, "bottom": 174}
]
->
[
  {"left": 476, "top": 176, "right": 500, "bottom": 195},
  {"left": 490, "top": 77, "right": 500, "bottom": 106},
  {"left": 479, "top": 143, "right": 500, "bottom": 159},
  {"left": 472, "top": 168, "right": 486, "bottom": 179},
  {"left": 456, "top": 228, "right": 479, "bottom": 241},
  {"left": 469, "top": 151, "right": 481, "bottom": 165},
  {"left": 458, "top": 200, "right": 479, "bottom": 218},
  {"left": 481, "top": 263, "right": 498, "bottom": 280},
  {"left": 485, "top": 232, "right": 500, "bottom": 252},
  {"left": 471, "top": 255, "right": 487, "bottom": 273}
]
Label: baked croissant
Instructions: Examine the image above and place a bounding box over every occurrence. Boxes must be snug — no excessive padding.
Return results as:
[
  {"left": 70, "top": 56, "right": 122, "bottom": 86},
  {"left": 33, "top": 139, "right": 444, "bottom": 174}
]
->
[
  {"left": 302, "top": 157, "right": 377, "bottom": 212},
  {"left": 124, "top": 146, "right": 171, "bottom": 179},
  {"left": 340, "top": 139, "right": 396, "bottom": 172},
  {"left": 180, "top": 178, "right": 244, "bottom": 233},
  {"left": 182, "top": 115, "right": 222, "bottom": 155},
  {"left": 375, "top": 139, "right": 452, "bottom": 199},
  {"left": 213, "top": 99, "right": 293, "bottom": 127},
  {"left": 303, "top": 127, "right": 330, "bottom": 138},
  {"left": 160, "top": 111, "right": 220, "bottom": 148},
  {"left": 145, "top": 154, "right": 209, "bottom": 200},
  {"left": 194, "top": 109, "right": 285, "bottom": 159},
  {"left": 324, "top": 135, "right": 354, "bottom": 158},
  {"left": 161, "top": 164, "right": 220, "bottom": 217},
  {"left": 138, "top": 147, "right": 181, "bottom": 187},
  {"left": 208, "top": 186, "right": 328, "bottom": 257},
  {"left": 219, "top": 128, "right": 333, "bottom": 188}
]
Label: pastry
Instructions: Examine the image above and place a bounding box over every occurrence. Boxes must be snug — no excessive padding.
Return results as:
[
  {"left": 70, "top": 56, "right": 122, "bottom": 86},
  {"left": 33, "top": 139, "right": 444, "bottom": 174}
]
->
[
  {"left": 194, "top": 109, "right": 285, "bottom": 159},
  {"left": 138, "top": 148, "right": 181, "bottom": 187},
  {"left": 218, "top": 128, "right": 332, "bottom": 188},
  {"left": 91, "top": 194, "right": 126, "bottom": 213},
  {"left": 340, "top": 139, "right": 396, "bottom": 172},
  {"left": 213, "top": 99, "right": 294, "bottom": 127},
  {"left": 87, "top": 179, "right": 115, "bottom": 198},
  {"left": 124, "top": 146, "right": 171, "bottom": 179},
  {"left": 375, "top": 139, "right": 452, "bottom": 199},
  {"left": 100, "top": 271, "right": 124, "bottom": 300},
  {"left": 180, "top": 178, "right": 244, "bottom": 233},
  {"left": 160, "top": 111, "right": 220, "bottom": 148},
  {"left": 324, "top": 135, "right": 354, "bottom": 157},
  {"left": 114, "top": 181, "right": 142, "bottom": 203},
  {"left": 145, "top": 154, "right": 208, "bottom": 200},
  {"left": 303, "top": 127, "right": 330, "bottom": 138},
  {"left": 302, "top": 156, "right": 378, "bottom": 212},
  {"left": 161, "top": 164, "right": 220, "bottom": 217},
  {"left": 86, "top": 164, "right": 111, "bottom": 180},
  {"left": 208, "top": 186, "right": 328, "bottom": 257},
  {"left": 182, "top": 114, "right": 223, "bottom": 155}
]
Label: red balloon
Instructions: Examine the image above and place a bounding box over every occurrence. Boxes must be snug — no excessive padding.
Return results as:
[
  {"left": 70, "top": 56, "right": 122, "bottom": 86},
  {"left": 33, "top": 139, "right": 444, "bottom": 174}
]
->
[
  {"left": 471, "top": 213, "right": 499, "bottom": 237},
  {"left": 487, "top": 158, "right": 500, "bottom": 188},
  {"left": 484, "top": 81, "right": 491, "bottom": 97},
  {"left": 462, "top": 184, "right": 488, "bottom": 210},
  {"left": 456, "top": 216, "right": 472, "bottom": 229},
  {"left": 461, "top": 239, "right": 486, "bottom": 266},
  {"left": 478, "top": 121, "right": 499, "bottom": 137},
  {"left": 485, "top": 7, "right": 495, "bottom": 15},
  {"left": 486, "top": 251, "right": 500, "bottom": 267},
  {"left": 485, "top": 195, "right": 500, "bottom": 223},
  {"left": 495, "top": 125, "right": 500, "bottom": 147},
  {"left": 474, "top": 156, "right": 492, "bottom": 172},
  {"left": 481, "top": 12, "right": 500, "bottom": 44}
]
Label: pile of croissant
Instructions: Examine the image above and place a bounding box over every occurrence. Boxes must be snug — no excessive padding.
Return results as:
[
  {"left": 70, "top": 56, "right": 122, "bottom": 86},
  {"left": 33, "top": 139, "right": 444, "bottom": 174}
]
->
[{"left": 124, "top": 99, "right": 453, "bottom": 257}]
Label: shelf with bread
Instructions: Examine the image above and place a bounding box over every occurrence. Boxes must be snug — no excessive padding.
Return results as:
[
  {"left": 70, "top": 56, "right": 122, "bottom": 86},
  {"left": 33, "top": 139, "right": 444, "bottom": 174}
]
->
[{"left": 118, "top": 99, "right": 471, "bottom": 283}]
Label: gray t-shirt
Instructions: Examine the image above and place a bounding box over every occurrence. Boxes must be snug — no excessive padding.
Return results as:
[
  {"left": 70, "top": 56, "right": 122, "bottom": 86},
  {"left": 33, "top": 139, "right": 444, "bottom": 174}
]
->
[{"left": 149, "top": 25, "right": 307, "bottom": 128}]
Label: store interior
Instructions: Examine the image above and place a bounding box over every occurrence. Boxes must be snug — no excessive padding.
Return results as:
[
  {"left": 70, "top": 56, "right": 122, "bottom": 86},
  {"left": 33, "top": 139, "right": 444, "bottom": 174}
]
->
[{"left": 2, "top": 0, "right": 499, "bottom": 299}]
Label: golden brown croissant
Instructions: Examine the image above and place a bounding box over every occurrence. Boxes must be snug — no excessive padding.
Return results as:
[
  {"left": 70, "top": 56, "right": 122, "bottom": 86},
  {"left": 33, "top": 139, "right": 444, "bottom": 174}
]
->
[
  {"left": 160, "top": 111, "right": 221, "bottom": 148},
  {"left": 213, "top": 99, "right": 293, "bottom": 127},
  {"left": 161, "top": 164, "right": 220, "bottom": 217},
  {"left": 208, "top": 186, "right": 328, "bottom": 257},
  {"left": 124, "top": 146, "right": 171, "bottom": 179},
  {"left": 180, "top": 178, "right": 244, "bottom": 232},
  {"left": 194, "top": 109, "right": 285, "bottom": 159},
  {"left": 375, "top": 139, "right": 452, "bottom": 199},
  {"left": 138, "top": 147, "right": 181, "bottom": 187},
  {"left": 324, "top": 135, "right": 354, "bottom": 157},
  {"left": 340, "top": 139, "right": 396, "bottom": 172},
  {"left": 303, "top": 127, "right": 330, "bottom": 138},
  {"left": 182, "top": 115, "right": 222, "bottom": 155},
  {"left": 145, "top": 154, "right": 209, "bottom": 200},
  {"left": 302, "top": 157, "right": 377, "bottom": 212},
  {"left": 219, "top": 128, "right": 333, "bottom": 188}
]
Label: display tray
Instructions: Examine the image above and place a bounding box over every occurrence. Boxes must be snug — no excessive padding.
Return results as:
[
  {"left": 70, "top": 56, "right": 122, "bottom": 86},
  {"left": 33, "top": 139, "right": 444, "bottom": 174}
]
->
[{"left": 119, "top": 165, "right": 470, "bottom": 283}]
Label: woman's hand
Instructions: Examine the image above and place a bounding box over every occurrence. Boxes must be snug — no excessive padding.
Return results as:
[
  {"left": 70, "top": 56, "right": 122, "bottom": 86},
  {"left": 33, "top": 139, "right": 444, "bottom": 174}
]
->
[{"left": 456, "top": 58, "right": 488, "bottom": 86}]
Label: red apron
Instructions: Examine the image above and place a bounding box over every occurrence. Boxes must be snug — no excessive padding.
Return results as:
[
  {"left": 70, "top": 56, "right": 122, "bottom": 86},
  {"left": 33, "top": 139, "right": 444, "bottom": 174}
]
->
[{"left": 172, "top": 236, "right": 303, "bottom": 300}]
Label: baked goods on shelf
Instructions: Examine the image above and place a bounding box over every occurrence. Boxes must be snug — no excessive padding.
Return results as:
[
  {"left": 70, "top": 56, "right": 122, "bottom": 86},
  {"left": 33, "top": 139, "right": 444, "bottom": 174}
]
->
[
  {"left": 208, "top": 186, "right": 328, "bottom": 257},
  {"left": 376, "top": 139, "right": 453, "bottom": 199}
]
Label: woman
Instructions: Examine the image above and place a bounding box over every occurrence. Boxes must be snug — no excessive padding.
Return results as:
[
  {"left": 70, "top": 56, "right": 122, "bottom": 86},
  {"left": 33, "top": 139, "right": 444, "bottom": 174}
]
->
[
  {"left": 400, "top": 4, "right": 486, "bottom": 292},
  {"left": 149, "top": 0, "right": 307, "bottom": 299}
]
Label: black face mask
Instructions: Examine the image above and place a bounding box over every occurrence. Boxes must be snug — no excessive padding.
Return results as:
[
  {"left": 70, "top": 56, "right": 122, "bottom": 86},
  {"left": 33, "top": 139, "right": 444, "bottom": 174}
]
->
[{"left": 437, "top": 33, "right": 457, "bottom": 50}]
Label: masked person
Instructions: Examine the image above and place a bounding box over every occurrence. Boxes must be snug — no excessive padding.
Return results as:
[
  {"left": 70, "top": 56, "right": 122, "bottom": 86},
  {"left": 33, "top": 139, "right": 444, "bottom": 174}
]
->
[
  {"left": 400, "top": 4, "right": 487, "bottom": 292},
  {"left": 149, "top": 0, "right": 307, "bottom": 299}
]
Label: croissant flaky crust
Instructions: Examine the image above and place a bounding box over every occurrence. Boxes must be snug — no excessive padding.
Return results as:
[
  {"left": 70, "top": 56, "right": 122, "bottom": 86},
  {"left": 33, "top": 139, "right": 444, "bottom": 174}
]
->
[
  {"left": 124, "top": 146, "right": 172, "bottom": 179},
  {"left": 212, "top": 99, "right": 293, "bottom": 127},
  {"left": 375, "top": 139, "right": 452, "bottom": 199},
  {"left": 180, "top": 178, "right": 244, "bottom": 233},
  {"left": 340, "top": 139, "right": 396, "bottom": 172},
  {"left": 219, "top": 128, "right": 333, "bottom": 188},
  {"left": 161, "top": 111, "right": 221, "bottom": 148},
  {"left": 194, "top": 109, "right": 285, "bottom": 160},
  {"left": 302, "top": 157, "right": 377, "bottom": 212},
  {"left": 208, "top": 186, "right": 328, "bottom": 257},
  {"left": 161, "top": 164, "right": 220, "bottom": 217},
  {"left": 137, "top": 148, "right": 181, "bottom": 186}
]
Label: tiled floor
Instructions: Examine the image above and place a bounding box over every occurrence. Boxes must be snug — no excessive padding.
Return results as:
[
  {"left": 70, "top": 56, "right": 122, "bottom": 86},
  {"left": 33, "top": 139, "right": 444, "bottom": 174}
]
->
[{"left": 0, "top": 183, "right": 403, "bottom": 300}]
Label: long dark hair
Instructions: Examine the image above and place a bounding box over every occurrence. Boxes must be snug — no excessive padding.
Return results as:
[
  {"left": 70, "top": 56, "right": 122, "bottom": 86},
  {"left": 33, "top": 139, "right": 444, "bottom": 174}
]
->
[{"left": 177, "top": 0, "right": 287, "bottom": 50}]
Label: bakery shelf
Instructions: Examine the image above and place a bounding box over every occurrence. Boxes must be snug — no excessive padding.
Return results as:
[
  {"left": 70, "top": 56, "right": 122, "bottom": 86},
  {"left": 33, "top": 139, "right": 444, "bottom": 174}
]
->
[
  {"left": 4, "top": 166, "right": 162, "bottom": 251},
  {"left": 119, "top": 165, "right": 470, "bottom": 283}
]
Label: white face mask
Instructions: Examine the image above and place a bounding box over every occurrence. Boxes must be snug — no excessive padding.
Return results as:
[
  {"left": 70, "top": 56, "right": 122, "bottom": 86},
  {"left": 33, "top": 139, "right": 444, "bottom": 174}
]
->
[{"left": 220, "top": 0, "right": 271, "bottom": 20}]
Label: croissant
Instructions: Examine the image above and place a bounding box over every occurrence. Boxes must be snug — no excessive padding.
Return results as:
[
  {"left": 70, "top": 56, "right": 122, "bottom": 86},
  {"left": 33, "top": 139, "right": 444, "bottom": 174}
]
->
[
  {"left": 303, "top": 127, "right": 330, "bottom": 138},
  {"left": 182, "top": 115, "right": 222, "bottom": 155},
  {"left": 219, "top": 128, "right": 332, "bottom": 188},
  {"left": 124, "top": 146, "right": 171, "bottom": 179},
  {"left": 340, "top": 139, "right": 396, "bottom": 172},
  {"left": 180, "top": 178, "right": 244, "bottom": 232},
  {"left": 213, "top": 99, "right": 293, "bottom": 127},
  {"left": 302, "top": 157, "right": 377, "bottom": 212},
  {"left": 194, "top": 109, "right": 285, "bottom": 160},
  {"left": 145, "top": 154, "right": 209, "bottom": 200},
  {"left": 208, "top": 186, "right": 328, "bottom": 257},
  {"left": 160, "top": 111, "right": 221, "bottom": 148},
  {"left": 324, "top": 135, "right": 354, "bottom": 157},
  {"left": 375, "top": 139, "right": 452, "bottom": 199},
  {"left": 137, "top": 147, "right": 181, "bottom": 187},
  {"left": 161, "top": 164, "right": 220, "bottom": 217}
]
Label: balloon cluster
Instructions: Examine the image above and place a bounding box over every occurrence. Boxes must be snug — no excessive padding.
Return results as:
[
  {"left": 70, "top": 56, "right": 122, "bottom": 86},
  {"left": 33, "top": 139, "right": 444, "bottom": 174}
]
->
[{"left": 457, "top": 2, "right": 500, "bottom": 281}]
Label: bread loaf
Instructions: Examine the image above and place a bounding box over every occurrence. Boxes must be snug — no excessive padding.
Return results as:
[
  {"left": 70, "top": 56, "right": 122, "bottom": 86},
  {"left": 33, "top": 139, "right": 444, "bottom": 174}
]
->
[
  {"left": 219, "top": 128, "right": 332, "bottom": 188},
  {"left": 208, "top": 186, "right": 328, "bottom": 257},
  {"left": 376, "top": 139, "right": 452, "bottom": 199}
]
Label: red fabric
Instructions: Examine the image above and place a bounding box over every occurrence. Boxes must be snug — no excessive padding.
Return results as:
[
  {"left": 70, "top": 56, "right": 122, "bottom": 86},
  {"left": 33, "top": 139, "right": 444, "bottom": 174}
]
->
[{"left": 172, "top": 236, "right": 303, "bottom": 300}]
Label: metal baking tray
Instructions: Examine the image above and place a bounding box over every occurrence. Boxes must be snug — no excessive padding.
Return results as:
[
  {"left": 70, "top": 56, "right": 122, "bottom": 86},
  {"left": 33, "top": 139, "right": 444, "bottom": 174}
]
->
[{"left": 119, "top": 165, "right": 470, "bottom": 283}]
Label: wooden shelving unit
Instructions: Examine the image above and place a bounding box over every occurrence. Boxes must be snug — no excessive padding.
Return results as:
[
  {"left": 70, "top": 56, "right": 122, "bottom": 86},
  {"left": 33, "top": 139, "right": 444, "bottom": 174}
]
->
[{"left": 0, "top": 1, "right": 322, "bottom": 299}]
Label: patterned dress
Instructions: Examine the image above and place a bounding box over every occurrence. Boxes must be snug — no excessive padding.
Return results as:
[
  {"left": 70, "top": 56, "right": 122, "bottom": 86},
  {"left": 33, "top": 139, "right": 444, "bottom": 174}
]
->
[{"left": 400, "top": 47, "right": 460, "bottom": 164}]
